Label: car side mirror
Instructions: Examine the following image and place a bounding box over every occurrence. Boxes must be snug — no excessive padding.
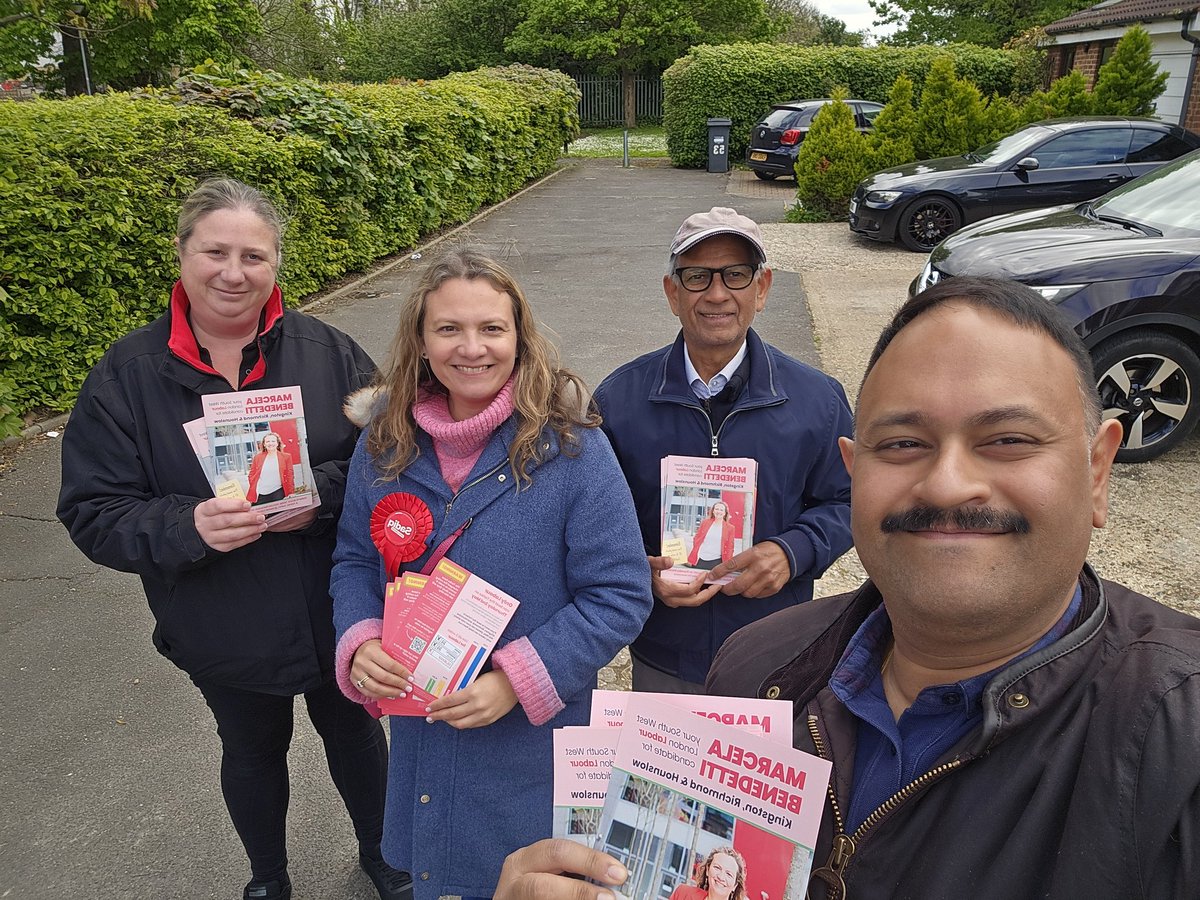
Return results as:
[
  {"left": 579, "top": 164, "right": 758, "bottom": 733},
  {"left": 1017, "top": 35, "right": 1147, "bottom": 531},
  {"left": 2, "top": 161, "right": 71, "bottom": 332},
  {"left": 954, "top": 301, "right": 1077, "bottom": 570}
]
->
[{"left": 1015, "top": 157, "right": 1040, "bottom": 171}]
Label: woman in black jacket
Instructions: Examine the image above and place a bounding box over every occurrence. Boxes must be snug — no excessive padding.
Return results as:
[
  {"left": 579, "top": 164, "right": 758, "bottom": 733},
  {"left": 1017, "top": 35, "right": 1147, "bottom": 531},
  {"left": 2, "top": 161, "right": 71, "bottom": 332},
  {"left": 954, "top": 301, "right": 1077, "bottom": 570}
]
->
[{"left": 56, "top": 178, "right": 410, "bottom": 900}]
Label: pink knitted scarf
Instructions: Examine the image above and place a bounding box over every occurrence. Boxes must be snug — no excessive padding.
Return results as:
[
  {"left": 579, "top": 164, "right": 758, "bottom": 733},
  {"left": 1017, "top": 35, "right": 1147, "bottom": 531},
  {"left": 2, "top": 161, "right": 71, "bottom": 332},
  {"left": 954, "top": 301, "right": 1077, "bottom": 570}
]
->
[{"left": 412, "top": 376, "right": 516, "bottom": 492}]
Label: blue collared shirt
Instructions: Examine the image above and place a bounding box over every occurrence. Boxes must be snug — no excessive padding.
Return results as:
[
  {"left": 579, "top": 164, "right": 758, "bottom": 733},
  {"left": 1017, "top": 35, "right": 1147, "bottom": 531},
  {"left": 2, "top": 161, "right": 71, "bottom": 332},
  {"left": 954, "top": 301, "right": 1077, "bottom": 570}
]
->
[
  {"left": 830, "top": 585, "right": 1083, "bottom": 831},
  {"left": 684, "top": 340, "right": 747, "bottom": 401}
]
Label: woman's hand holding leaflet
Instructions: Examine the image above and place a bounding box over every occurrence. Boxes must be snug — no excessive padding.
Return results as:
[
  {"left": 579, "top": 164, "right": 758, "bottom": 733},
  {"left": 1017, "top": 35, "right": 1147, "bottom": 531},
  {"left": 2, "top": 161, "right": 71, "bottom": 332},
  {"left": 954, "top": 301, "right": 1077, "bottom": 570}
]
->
[{"left": 426, "top": 670, "right": 518, "bottom": 728}]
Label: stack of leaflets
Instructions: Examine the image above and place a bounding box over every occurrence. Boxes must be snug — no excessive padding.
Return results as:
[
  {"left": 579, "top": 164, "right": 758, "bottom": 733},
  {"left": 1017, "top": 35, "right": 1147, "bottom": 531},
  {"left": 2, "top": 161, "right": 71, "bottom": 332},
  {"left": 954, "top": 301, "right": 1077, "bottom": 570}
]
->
[
  {"left": 553, "top": 691, "right": 829, "bottom": 900},
  {"left": 378, "top": 558, "right": 519, "bottom": 716},
  {"left": 182, "top": 385, "right": 319, "bottom": 523},
  {"left": 660, "top": 455, "right": 758, "bottom": 585}
]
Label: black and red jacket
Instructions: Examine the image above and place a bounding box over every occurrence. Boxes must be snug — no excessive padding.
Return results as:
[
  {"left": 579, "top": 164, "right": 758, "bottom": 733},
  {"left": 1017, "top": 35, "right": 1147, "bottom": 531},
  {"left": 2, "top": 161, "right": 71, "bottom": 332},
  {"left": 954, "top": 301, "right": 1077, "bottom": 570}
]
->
[{"left": 57, "top": 283, "right": 375, "bottom": 693}]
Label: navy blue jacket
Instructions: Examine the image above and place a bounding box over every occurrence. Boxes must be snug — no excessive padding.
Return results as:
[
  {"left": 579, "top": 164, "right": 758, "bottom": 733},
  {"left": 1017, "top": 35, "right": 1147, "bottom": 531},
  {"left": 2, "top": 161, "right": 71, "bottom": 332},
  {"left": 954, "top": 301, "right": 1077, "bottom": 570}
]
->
[{"left": 593, "top": 328, "right": 854, "bottom": 683}]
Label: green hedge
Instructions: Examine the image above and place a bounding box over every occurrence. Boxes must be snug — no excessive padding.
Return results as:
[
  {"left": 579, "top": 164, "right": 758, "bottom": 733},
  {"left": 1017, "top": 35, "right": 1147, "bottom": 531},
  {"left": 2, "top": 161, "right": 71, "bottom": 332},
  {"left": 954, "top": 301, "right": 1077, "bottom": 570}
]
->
[
  {"left": 663, "top": 43, "right": 1041, "bottom": 168},
  {"left": 0, "top": 65, "right": 579, "bottom": 432}
]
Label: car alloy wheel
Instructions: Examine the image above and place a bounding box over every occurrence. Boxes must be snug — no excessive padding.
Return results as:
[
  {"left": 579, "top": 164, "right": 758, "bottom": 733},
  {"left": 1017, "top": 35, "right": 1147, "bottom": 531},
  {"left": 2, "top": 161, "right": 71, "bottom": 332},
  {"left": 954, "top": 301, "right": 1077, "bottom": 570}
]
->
[
  {"left": 1093, "top": 330, "right": 1200, "bottom": 462},
  {"left": 899, "top": 196, "right": 962, "bottom": 252}
]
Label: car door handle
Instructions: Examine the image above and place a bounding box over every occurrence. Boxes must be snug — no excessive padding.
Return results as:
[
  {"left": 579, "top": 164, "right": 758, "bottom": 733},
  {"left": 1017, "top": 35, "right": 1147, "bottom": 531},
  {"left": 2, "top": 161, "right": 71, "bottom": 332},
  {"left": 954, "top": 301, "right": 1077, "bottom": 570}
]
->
[{"left": 1105, "top": 174, "right": 1125, "bottom": 182}]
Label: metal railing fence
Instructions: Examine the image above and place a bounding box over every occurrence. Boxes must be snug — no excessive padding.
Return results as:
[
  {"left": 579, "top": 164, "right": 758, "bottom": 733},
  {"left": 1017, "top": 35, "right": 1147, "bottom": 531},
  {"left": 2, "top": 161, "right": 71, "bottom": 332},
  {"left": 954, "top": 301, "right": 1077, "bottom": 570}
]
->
[{"left": 573, "top": 74, "right": 663, "bottom": 126}]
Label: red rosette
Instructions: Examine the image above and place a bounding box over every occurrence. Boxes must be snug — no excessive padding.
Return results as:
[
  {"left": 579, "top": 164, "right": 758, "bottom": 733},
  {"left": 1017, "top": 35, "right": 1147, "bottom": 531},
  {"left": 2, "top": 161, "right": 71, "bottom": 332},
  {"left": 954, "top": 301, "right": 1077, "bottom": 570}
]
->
[{"left": 370, "top": 493, "right": 435, "bottom": 577}]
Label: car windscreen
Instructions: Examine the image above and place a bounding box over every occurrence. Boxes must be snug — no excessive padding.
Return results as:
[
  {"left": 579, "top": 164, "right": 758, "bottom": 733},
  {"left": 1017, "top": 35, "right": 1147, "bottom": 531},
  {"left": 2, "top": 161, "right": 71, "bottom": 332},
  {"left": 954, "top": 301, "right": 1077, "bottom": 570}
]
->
[
  {"left": 967, "top": 126, "right": 1052, "bottom": 164},
  {"left": 1093, "top": 150, "right": 1200, "bottom": 235},
  {"left": 762, "top": 106, "right": 819, "bottom": 128}
]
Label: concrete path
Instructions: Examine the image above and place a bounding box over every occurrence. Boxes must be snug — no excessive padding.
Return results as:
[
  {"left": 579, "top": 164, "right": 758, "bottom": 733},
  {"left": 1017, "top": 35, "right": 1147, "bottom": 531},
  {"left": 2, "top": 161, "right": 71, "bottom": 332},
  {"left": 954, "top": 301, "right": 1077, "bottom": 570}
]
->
[{"left": 0, "top": 160, "right": 811, "bottom": 900}]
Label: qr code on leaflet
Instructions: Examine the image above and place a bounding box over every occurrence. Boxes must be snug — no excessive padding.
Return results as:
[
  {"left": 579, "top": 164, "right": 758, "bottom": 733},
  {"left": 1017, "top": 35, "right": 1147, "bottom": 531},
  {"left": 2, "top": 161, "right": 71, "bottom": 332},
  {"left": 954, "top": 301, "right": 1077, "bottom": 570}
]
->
[{"left": 408, "top": 636, "right": 427, "bottom": 653}]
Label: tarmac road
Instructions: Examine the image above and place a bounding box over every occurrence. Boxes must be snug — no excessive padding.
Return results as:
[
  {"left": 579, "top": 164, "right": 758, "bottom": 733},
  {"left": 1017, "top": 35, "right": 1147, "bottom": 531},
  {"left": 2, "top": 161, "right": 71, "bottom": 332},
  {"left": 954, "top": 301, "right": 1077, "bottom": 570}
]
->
[{"left": 0, "top": 160, "right": 808, "bottom": 900}]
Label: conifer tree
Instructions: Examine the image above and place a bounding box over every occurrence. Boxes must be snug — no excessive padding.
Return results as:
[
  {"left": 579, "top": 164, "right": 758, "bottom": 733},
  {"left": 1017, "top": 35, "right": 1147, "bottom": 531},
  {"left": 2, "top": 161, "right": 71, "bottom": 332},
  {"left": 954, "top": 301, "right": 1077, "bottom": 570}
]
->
[
  {"left": 915, "top": 55, "right": 988, "bottom": 158},
  {"left": 1020, "top": 70, "right": 1093, "bottom": 126},
  {"left": 795, "top": 87, "right": 874, "bottom": 217},
  {"left": 1092, "top": 26, "right": 1168, "bottom": 116},
  {"left": 1045, "top": 70, "right": 1094, "bottom": 116},
  {"left": 983, "top": 94, "right": 1022, "bottom": 142},
  {"left": 870, "top": 73, "right": 918, "bottom": 169}
]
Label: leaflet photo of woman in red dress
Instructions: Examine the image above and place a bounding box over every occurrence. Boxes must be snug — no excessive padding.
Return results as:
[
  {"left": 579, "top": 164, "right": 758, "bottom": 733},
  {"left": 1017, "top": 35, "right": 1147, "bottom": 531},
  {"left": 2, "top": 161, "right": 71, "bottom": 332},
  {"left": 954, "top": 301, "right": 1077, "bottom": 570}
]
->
[
  {"left": 246, "top": 431, "right": 295, "bottom": 504},
  {"left": 671, "top": 845, "right": 747, "bottom": 900},
  {"left": 687, "top": 500, "right": 738, "bottom": 570}
]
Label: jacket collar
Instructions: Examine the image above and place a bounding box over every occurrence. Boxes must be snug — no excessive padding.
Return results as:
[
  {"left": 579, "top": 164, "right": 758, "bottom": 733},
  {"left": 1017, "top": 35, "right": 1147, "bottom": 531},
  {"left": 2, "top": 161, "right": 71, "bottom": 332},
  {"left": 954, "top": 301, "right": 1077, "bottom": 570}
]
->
[
  {"left": 765, "top": 565, "right": 1108, "bottom": 749},
  {"left": 401, "top": 417, "right": 564, "bottom": 507},
  {"left": 649, "top": 328, "right": 787, "bottom": 408},
  {"left": 165, "top": 280, "right": 285, "bottom": 387},
  {"left": 973, "top": 565, "right": 1106, "bottom": 753}
]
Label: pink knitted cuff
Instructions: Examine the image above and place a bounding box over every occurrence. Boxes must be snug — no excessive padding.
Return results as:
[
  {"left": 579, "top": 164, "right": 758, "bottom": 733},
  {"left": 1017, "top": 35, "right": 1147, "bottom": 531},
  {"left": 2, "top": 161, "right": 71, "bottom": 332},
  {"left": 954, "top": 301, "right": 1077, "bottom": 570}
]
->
[
  {"left": 491, "top": 636, "right": 564, "bottom": 726},
  {"left": 335, "top": 618, "right": 384, "bottom": 704}
]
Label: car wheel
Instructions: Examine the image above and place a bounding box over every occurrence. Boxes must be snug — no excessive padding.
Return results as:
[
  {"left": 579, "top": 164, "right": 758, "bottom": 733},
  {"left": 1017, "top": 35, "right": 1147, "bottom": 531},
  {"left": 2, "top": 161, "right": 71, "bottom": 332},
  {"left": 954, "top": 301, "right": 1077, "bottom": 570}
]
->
[
  {"left": 898, "top": 196, "right": 962, "bottom": 252},
  {"left": 753, "top": 171, "right": 778, "bottom": 181},
  {"left": 1092, "top": 330, "right": 1200, "bottom": 463}
]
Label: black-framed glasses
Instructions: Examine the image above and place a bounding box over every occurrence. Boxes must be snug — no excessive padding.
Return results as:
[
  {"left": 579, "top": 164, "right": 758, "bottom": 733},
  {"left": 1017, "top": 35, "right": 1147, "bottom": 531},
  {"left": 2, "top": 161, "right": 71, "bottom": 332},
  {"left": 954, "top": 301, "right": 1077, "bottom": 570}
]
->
[{"left": 674, "top": 263, "right": 758, "bottom": 292}]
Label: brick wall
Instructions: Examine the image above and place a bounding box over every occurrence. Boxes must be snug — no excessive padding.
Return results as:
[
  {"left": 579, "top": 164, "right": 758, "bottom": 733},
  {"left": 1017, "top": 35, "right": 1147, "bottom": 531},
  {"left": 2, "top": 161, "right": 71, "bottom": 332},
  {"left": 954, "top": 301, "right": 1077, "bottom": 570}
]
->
[
  {"left": 1049, "top": 35, "right": 1200, "bottom": 129},
  {"left": 1074, "top": 43, "right": 1105, "bottom": 88},
  {"left": 1045, "top": 47, "right": 1065, "bottom": 84},
  {"left": 1185, "top": 62, "right": 1200, "bottom": 132}
]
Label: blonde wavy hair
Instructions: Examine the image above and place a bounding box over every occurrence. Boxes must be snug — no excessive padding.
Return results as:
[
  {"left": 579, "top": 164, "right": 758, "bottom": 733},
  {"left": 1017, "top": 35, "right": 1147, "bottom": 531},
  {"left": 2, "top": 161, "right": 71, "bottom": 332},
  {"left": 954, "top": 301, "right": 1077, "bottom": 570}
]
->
[
  {"left": 697, "top": 845, "right": 747, "bottom": 900},
  {"left": 366, "top": 248, "right": 600, "bottom": 486}
]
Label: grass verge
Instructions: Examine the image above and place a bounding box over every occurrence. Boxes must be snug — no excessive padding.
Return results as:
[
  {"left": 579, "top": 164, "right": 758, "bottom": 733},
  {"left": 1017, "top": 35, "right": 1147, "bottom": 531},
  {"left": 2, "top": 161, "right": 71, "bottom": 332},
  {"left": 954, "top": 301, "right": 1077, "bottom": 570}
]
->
[{"left": 566, "top": 126, "right": 668, "bottom": 158}]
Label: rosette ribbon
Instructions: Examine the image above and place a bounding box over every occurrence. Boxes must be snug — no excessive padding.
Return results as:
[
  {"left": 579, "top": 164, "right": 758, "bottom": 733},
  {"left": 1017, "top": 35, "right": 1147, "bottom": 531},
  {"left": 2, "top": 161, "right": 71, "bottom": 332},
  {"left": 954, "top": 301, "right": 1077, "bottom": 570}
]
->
[{"left": 370, "top": 493, "right": 435, "bottom": 578}]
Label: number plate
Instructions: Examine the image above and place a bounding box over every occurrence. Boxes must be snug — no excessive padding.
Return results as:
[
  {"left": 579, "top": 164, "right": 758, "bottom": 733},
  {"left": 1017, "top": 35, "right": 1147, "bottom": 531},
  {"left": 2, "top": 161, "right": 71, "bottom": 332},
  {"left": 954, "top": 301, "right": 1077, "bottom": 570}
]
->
[
  {"left": 750, "top": 152, "right": 768, "bottom": 161},
  {"left": 849, "top": 199, "right": 858, "bottom": 215}
]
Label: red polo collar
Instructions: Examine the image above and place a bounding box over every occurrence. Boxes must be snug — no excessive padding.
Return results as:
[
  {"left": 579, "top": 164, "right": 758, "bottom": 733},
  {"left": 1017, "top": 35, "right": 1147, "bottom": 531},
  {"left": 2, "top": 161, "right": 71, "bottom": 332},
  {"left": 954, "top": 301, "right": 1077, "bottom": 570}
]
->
[{"left": 166, "top": 280, "right": 284, "bottom": 385}]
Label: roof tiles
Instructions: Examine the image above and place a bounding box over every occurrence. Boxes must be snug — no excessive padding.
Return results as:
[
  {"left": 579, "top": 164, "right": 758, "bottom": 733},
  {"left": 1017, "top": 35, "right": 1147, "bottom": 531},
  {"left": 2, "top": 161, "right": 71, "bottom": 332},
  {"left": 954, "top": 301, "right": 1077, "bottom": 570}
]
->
[{"left": 1045, "top": 0, "right": 1200, "bottom": 34}]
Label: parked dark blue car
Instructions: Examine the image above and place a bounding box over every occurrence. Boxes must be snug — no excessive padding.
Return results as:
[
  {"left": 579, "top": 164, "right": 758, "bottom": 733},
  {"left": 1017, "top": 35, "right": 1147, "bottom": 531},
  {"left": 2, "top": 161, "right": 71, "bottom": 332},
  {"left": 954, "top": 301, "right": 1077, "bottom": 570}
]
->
[
  {"left": 853, "top": 117, "right": 1200, "bottom": 252},
  {"left": 747, "top": 98, "right": 883, "bottom": 180},
  {"left": 911, "top": 149, "right": 1200, "bottom": 462}
]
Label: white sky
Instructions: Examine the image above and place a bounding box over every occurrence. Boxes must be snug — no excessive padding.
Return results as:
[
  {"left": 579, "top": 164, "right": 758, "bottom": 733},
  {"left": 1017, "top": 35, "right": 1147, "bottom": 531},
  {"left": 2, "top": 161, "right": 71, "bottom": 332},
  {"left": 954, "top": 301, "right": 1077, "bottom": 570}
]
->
[{"left": 819, "top": 0, "right": 901, "bottom": 40}]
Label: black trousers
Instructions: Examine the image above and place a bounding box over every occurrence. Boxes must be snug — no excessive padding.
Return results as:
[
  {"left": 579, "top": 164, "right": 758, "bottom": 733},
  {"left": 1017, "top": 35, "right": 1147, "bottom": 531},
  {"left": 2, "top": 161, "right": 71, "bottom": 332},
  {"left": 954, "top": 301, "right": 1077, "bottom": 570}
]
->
[
  {"left": 195, "top": 677, "right": 388, "bottom": 880},
  {"left": 253, "top": 487, "right": 286, "bottom": 505}
]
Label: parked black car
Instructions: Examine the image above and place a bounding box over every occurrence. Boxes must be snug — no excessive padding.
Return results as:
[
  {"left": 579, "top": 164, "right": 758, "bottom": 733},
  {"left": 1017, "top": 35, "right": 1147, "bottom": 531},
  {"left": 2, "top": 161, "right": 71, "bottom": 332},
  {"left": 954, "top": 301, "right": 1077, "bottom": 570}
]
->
[
  {"left": 852, "top": 117, "right": 1200, "bottom": 252},
  {"left": 911, "top": 149, "right": 1200, "bottom": 462},
  {"left": 747, "top": 98, "right": 883, "bottom": 180}
]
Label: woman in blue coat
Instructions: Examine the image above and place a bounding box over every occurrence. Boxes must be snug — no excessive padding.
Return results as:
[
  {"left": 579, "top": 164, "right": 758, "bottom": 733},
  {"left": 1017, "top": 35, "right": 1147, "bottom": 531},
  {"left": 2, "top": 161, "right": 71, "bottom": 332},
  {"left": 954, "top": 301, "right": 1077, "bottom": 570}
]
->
[{"left": 331, "top": 248, "right": 652, "bottom": 899}]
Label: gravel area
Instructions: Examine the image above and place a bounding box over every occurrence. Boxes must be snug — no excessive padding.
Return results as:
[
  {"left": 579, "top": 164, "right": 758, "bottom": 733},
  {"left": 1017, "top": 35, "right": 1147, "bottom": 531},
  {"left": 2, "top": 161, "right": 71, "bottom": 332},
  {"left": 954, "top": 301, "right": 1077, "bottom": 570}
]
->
[{"left": 765, "top": 222, "right": 1200, "bottom": 617}]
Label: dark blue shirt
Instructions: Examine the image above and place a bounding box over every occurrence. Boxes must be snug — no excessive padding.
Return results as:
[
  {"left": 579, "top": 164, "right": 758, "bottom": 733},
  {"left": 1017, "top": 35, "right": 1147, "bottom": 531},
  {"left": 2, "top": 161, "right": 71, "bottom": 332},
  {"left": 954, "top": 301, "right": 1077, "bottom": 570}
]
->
[{"left": 830, "top": 586, "right": 1083, "bottom": 832}]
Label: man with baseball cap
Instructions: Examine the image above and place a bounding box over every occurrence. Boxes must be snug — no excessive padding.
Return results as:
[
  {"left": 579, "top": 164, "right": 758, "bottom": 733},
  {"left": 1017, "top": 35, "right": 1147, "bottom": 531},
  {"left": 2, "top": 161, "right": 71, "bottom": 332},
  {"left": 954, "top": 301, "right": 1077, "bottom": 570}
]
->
[{"left": 593, "top": 206, "right": 854, "bottom": 692}]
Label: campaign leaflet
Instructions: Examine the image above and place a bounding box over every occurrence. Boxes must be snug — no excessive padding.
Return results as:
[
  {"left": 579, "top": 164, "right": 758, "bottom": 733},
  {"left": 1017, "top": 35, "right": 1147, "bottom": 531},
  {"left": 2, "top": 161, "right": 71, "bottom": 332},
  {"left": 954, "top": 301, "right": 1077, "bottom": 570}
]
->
[
  {"left": 378, "top": 573, "right": 430, "bottom": 717},
  {"left": 591, "top": 694, "right": 830, "bottom": 900},
  {"left": 660, "top": 454, "right": 758, "bottom": 585},
  {"left": 588, "top": 689, "right": 791, "bottom": 743},
  {"left": 553, "top": 726, "right": 618, "bottom": 848},
  {"left": 377, "top": 558, "right": 519, "bottom": 717},
  {"left": 196, "top": 385, "right": 319, "bottom": 520},
  {"left": 555, "top": 691, "right": 793, "bottom": 849},
  {"left": 182, "top": 415, "right": 318, "bottom": 526}
]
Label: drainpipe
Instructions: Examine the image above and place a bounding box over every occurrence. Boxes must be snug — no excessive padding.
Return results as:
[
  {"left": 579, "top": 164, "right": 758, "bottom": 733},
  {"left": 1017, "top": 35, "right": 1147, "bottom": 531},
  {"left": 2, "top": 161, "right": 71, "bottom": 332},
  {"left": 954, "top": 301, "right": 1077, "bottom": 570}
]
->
[{"left": 1180, "top": 11, "right": 1200, "bottom": 127}]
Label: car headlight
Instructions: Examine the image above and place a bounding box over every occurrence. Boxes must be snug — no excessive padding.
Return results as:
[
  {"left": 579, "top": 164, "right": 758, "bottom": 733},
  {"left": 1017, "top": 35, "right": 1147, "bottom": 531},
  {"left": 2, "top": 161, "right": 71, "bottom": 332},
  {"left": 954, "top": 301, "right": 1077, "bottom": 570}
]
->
[
  {"left": 1031, "top": 284, "right": 1085, "bottom": 302},
  {"left": 866, "top": 190, "right": 903, "bottom": 204},
  {"left": 914, "top": 260, "right": 941, "bottom": 293}
]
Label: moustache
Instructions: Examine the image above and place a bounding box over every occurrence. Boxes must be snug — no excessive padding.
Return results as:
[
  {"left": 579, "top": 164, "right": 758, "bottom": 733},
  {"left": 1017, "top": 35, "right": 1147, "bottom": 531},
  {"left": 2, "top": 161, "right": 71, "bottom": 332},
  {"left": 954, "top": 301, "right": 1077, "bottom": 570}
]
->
[{"left": 880, "top": 506, "right": 1031, "bottom": 535}]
